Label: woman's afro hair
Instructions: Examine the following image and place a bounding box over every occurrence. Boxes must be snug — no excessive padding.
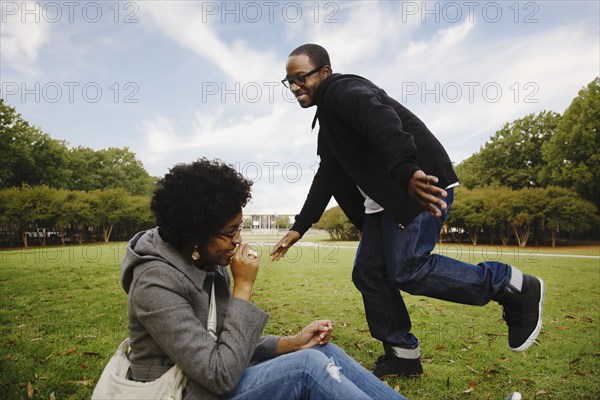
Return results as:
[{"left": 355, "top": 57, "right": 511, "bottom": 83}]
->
[{"left": 151, "top": 158, "right": 252, "bottom": 249}]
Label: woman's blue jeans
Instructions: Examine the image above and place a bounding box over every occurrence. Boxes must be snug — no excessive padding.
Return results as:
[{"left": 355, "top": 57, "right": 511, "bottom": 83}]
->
[
  {"left": 226, "top": 343, "right": 406, "bottom": 400},
  {"left": 352, "top": 188, "right": 512, "bottom": 349}
]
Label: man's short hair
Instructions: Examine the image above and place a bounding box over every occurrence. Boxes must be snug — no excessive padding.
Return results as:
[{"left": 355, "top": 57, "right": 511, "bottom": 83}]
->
[{"left": 289, "top": 44, "right": 331, "bottom": 69}]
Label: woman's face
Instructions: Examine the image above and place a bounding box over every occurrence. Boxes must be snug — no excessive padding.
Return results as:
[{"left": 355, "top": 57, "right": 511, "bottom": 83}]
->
[{"left": 202, "top": 210, "right": 243, "bottom": 266}]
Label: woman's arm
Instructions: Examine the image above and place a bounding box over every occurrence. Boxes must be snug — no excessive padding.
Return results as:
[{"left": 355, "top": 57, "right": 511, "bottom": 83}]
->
[{"left": 130, "top": 259, "right": 266, "bottom": 395}]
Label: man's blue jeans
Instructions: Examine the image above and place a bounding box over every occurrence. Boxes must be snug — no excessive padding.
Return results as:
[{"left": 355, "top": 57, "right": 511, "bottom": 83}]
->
[
  {"left": 352, "top": 188, "right": 512, "bottom": 349},
  {"left": 227, "top": 343, "right": 406, "bottom": 400}
]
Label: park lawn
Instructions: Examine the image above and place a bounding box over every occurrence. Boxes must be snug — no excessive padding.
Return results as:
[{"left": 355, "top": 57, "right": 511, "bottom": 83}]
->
[{"left": 0, "top": 241, "right": 598, "bottom": 399}]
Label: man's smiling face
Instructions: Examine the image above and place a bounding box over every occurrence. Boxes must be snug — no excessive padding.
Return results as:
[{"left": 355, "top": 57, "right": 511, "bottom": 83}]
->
[{"left": 285, "top": 54, "right": 330, "bottom": 108}]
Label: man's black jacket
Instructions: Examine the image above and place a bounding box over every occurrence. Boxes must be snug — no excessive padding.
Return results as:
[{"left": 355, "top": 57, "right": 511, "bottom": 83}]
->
[{"left": 291, "top": 73, "right": 458, "bottom": 234}]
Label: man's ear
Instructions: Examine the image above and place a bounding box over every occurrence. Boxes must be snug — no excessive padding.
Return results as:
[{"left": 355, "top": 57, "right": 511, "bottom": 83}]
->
[{"left": 322, "top": 65, "right": 332, "bottom": 76}]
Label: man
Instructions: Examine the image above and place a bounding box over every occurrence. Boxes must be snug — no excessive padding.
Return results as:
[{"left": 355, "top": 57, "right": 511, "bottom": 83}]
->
[{"left": 270, "top": 44, "right": 545, "bottom": 378}]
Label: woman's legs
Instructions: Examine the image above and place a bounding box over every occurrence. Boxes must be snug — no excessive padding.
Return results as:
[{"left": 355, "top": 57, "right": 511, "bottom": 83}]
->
[
  {"left": 311, "top": 344, "right": 406, "bottom": 400},
  {"left": 226, "top": 345, "right": 405, "bottom": 400}
]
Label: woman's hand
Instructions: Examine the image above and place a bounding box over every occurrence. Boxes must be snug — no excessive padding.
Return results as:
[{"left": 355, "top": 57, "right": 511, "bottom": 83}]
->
[
  {"left": 277, "top": 320, "right": 334, "bottom": 354},
  {"left": 230, "top": 243, "right": 260, "bottom": 301}
]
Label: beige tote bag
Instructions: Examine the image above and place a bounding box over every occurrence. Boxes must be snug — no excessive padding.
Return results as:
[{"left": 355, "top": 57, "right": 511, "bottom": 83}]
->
[{"left": 92, "top": 339, "right": 188, "bottom": 400}]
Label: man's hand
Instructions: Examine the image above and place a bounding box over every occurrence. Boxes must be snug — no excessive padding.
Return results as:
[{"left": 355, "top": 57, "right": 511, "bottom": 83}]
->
[
  {"left": 270, "top": 230, "right": 301, "bottom": 261},
  {"left": 407, "top": 170, "right": 447, "bottom": 217}
]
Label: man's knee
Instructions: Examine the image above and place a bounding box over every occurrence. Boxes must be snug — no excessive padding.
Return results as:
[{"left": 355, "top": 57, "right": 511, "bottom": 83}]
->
[
  {"left": 351, "top": 266, "right": 363, "bottom": 288},
  {"left": 352, "top": 260, "right": 388, "bottom": 292},
  {"left": 388, "top": 256, "right": 426, "bottom": 289}
]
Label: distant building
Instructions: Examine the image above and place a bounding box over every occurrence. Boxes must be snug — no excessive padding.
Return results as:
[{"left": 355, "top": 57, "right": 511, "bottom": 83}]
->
[{"left": 244, "top": 214, "right": 294, "bottom": 230}]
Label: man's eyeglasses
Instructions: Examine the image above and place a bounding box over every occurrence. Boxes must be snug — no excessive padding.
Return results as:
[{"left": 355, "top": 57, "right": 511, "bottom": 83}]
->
[
  {"left": 281, "top": 65, "right": 326, "bottom": 89},
  {"left": 217, "top": 226, "right": 242, "bottom": 239}
]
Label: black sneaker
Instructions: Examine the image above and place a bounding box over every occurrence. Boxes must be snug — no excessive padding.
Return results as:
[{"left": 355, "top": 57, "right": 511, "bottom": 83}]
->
[
  {"left": 372, "top": 354, "right": 423, "bottom": 378},
  {"left": 497, "top": 274, "right": 545, "bottom": 352}
]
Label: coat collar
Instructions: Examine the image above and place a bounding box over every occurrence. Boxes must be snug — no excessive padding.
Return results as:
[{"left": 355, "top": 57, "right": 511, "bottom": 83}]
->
[
  {"left": 311, "top": 73, "right": 355, "bottom": 130},
  {"left": 150, "top": 230, "right": 215, "bottom": 293}
]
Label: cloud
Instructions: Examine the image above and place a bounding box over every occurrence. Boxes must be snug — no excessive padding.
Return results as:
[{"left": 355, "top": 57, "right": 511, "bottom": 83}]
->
[
  {"left": 137, "top": 1, "right": 598, "bottom": 213},
  {"left": 138, "top": 101, "right": 316, "bottom": 166},
  {"left": 137, "top": 101, "right": 322, "bottom": 213},
  {"left": 488, "top": 23, "right": 598, "bottom": 111},
  {"left": 139, "top": 2, "right": 280, "bottom": 81},
  {"left": 405, "top": 20, "right": 474, "bottom": 59},
  {"left": 426, "top": 23, "right": 597, "bottom": 162},
  {"left": 0, "top": 1, "right": 51, "bottom": 76},
  {"left": 287, "top": 2, "right": 416, "bottom": 70},
  {"left": 10, "top": 0, "right": 582, "bottom": 215},
  {"left": 0, "top": 0, "right": 596, "bottom": 217}
]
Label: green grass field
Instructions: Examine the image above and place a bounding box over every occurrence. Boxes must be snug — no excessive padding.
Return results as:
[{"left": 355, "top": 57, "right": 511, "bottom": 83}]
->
[{"left": 1, "top": 237, "right": 598, "bottom": 399}]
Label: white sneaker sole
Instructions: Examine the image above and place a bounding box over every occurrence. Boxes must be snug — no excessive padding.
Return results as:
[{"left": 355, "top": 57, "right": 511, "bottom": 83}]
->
[{"left": 510, "top": 278, "right": 545, "bottom": 352}]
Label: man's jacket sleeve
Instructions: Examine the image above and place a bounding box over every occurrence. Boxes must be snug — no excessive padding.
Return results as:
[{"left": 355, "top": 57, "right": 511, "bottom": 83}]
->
[{"left": 290, "top": 158, "right": 333, "bottom": 235}]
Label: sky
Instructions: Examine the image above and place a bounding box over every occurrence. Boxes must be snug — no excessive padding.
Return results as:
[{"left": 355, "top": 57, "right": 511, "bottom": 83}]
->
[{"left": 1, "top": 0, "right": 599, "bottom": 215}]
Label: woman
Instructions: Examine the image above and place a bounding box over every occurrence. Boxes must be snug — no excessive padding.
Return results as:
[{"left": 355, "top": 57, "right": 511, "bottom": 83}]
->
[{"left": 121, "top": 158, "right": 406, "bottom": 400}]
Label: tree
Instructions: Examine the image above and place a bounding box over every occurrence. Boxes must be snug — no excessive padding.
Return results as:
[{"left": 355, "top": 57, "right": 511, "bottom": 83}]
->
[
  {"left": 69, "top": 146, "right": 156, "bottom": 195},
  {"left": 542, "top": 186, "right": 599, "bottom": 247},
  {"left": 114, "top": 195, "right": 155, "bottom": 240},
  {"left": 0, "top": 187, "right": 22, "bottom": 245},
  {"left": 457, "top": 111, "right": 561, "bottom": 189},
  {"left": 91, "top": 188, "right": 131, "bottom": 242},
  {"left": 55, "top": 189, "right": 95, "bottom": 244},
  {"left": 95, "top": 147, "right": 156, "bottom": 196},
  {"left": 447, "top": 188, "right": 492, "bottom": 245},
  {"left": 275, "top": 215, "right": 291, "bottom": 230},
  {"left": 242, "top": 216, "right": 253, "bottom": 230},
  {"left": 454, "top": 153, "right": 485, "bottom": 190},
  {"left": 0, "top": 100, "right": 71, "bottom": 189},
  {"left": 315, "top": 206, "right": 360, "bottom": 241},
  {"left": 0, "top": 185, "right": 62, "bottom": 247},
  {"left": 68, "top": 146, "right": 102, "bottom": 192},
  {"left": 2, "top": 100, "right": 157, "bottom": 195},
  {"left": 483, "top": 186, "right": 514, "bottom": 245},
  {"left": 0, "top": 187, "right": 157, "bottom": 247},
  {"left": 507, "top": 188, "right": 546, "bottom": 247},
  {"left": 0, "top": 99, "right": 35, "bottom": 187},
  {"left": 434, "top": 186, "right": 598, "bottom": 247},
  {"left": 541, "top": 77, "right": 600, "bottom": 209}
]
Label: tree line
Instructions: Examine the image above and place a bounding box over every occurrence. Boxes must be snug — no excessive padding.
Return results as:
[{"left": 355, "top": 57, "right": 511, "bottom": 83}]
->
[
  {"left": 0, "top": 99, "right": 156, "bottom": 196},
  {"left": 1, "top": 78, "right": 598, "bottom": 247},
  {"left": 317, "top": 78, "right": 599, "bottom": 246},
  {"left": 446, "top": 186, "right": 597, "bottom": 247},
  {"left": 0, "top": 186, "right": 154, "bottom": 248},
  {"left": 0, "top": 99, "right": 157, "bottom": 247}
]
